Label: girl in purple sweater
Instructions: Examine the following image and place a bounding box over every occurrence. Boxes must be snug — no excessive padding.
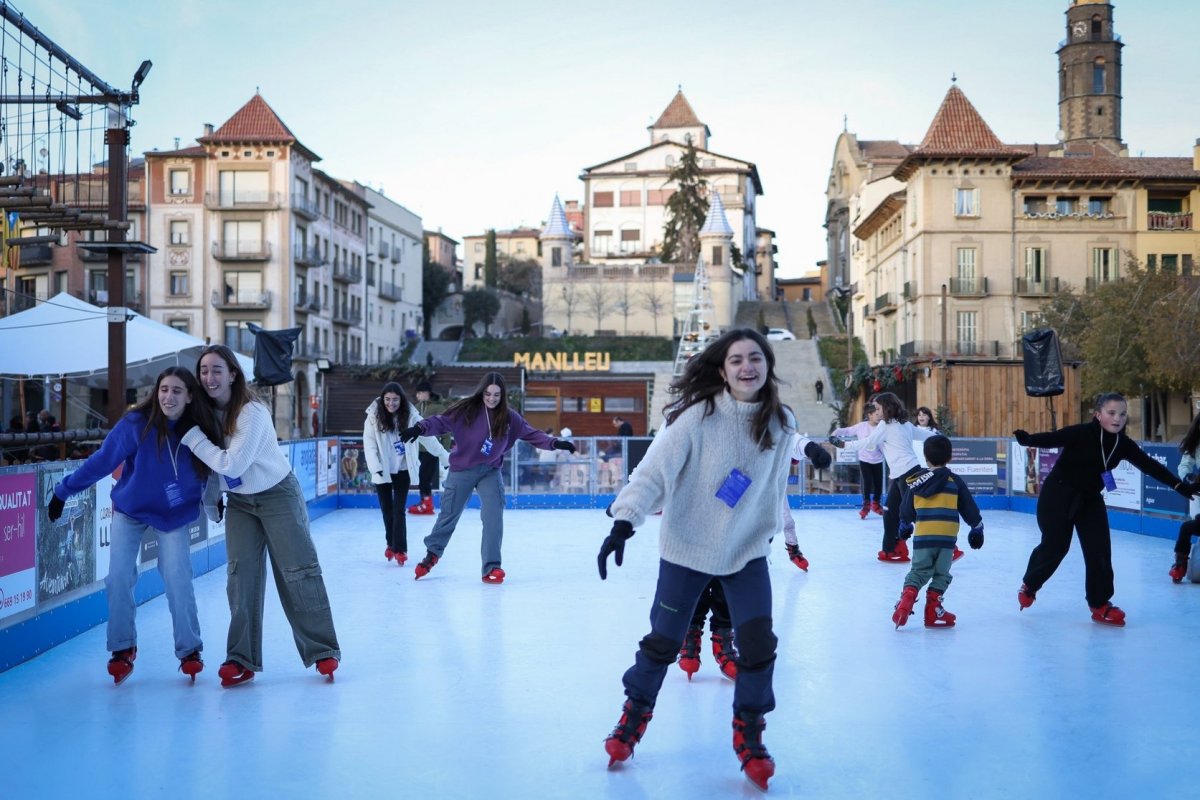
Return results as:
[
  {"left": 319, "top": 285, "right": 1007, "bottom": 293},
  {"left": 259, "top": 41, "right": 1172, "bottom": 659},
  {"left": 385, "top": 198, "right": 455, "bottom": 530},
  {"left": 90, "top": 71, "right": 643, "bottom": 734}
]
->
[{"left": 401, "top": 372, "right": 575, "bottom": 583}]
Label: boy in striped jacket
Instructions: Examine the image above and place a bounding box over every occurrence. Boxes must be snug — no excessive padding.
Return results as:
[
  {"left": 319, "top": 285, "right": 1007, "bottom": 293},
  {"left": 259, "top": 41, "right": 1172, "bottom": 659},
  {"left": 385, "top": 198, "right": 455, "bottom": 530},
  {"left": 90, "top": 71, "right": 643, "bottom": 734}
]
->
[{"left": 891, "top": 435, "right": 983, "bottom": 629}]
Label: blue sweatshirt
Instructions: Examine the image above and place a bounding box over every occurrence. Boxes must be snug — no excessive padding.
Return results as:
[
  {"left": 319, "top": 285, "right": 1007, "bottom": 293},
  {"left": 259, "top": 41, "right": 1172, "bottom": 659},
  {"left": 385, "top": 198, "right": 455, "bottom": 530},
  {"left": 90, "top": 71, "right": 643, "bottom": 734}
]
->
[
  {"left": 418, "top": 407, "right": 557, "bottom": 471},
  {"left": 54, "top": 411, "right": 204, "bottom": 531}
]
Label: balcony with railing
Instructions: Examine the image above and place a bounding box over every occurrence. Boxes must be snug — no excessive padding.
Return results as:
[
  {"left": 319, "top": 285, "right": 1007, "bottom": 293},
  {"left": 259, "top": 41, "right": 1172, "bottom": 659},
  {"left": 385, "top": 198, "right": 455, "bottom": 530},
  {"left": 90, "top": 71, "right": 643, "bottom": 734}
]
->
[
  {"left": 330, "top": 305, "right": 363, "bottom": 326},
  {"left": 377, "top": 281, "right": 403, "bottom": 302},
  {"left": 204, "top": 191, "right": 281, "bottom": 210},
  {"left": 294, "top": 290, "right": 323, "bottom": 314},
  {"left": 377, "top": 240, "right": 390, "bottom": 259},
  {"left": 18, "top": 244, "right": 53, "bottom": 266},
  {"left": 87, "top": 289, "right": 144, "bottom": 312},
  {"left": 213, "top": 241, "right": 271, "bottom": 261},
  {"left": 291, "top": 193, "right": 319, "bottom": 220},
  {"left": 331, "top": 260, "right": 362, "bottom": 284},
  {"left": 1085, "top": 276, "right": 1121, "bottom": 292},
  {"left": 874, "top": 292, "right": 897, "bottom": 314},
  {"left": 903, "top": 281, "right": 918, "bottom": 301},
  {"left": 899, "top": 339, "right": 1003, "bottom": 359},
  {"left": 294, "top": 244, "right": 324, "bottom": 267},
  {"left": 1147, "top": 211, "right": 1192, "bottom": 231},
  {"left": 948, "top": 276, "right": 988, "bottom": 296},
  {"left": 293, "top": 340, "right": 330, "bottom": 362},
  {"left": 1015, "top": 276, "right": 1059, "bottom": 296},
  {"left": 211, "top": 289, "right": 272, "bottom": 310}
]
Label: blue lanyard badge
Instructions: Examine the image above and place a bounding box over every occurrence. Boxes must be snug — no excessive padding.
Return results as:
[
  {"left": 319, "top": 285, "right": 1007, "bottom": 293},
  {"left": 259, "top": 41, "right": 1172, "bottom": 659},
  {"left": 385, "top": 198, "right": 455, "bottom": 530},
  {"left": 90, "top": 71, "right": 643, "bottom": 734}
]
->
[
  {"left": 225, "top": 475, "right": 243, "bottom": 490},
  {"left": 480, "top": 437, "right": 494, "bottom": 456},
  {"left": 164, "top": 480, "right": 185, "bottom": 508},
  {"left": 394, "top": 440, "right": 407, "bottom": 457},
  {"left": 715, "top": 469, "right": 752, "bottom": 508}
]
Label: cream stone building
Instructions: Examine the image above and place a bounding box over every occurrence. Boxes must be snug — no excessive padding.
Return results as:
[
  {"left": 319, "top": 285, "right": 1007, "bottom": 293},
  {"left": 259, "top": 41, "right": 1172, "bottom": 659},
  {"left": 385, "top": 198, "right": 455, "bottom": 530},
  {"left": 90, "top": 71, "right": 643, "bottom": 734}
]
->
[{"left": 829, "top": 0, "right": 1200, "bottom": 438}]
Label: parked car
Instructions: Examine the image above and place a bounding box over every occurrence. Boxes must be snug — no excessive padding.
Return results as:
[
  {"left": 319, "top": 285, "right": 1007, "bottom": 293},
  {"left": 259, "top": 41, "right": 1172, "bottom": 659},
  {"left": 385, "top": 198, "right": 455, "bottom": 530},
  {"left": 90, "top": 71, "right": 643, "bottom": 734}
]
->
[
  {"left": 505, "top": 323, "right": 562, "bottom": 339},
  {"left": 766, "top": 328, "right": 796, "bottom": 341}
]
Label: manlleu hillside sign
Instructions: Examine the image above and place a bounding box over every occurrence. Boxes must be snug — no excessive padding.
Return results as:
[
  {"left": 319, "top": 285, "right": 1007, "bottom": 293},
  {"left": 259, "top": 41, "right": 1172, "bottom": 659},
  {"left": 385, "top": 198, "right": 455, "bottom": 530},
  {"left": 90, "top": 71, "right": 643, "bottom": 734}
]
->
[{"left": 513, "top": 352, "right": 611, "bottom": 372}]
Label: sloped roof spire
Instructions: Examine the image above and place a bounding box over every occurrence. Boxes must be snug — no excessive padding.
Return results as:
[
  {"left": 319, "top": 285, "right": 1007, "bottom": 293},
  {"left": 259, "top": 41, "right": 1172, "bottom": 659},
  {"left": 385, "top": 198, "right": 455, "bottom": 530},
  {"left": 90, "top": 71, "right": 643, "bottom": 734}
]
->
[
  {"left": 201, "top": 94, "right": 320, "bottom": 160},
  {"left": 652, "top": 89, "right": 704, "bottom": 129},
  {"left": 539, "top": 195, "right": 572, "bottom": 240},
  {"left": 893, "top": 84, "right": 1024, "bottom": 180},
  {"left": 699, "top": 191, "right": 733, "bottom": 236}
]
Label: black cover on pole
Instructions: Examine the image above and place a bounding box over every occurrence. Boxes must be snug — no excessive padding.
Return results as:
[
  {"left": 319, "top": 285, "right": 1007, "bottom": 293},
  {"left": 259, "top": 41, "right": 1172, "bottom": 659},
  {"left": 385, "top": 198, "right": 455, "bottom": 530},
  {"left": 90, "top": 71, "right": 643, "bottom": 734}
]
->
[
  {"left": 247, "top": 323, "right": 302, "bottom": 386},
  {"left": 1021, "top": 328, "right": 1064, "bottom": 397}
]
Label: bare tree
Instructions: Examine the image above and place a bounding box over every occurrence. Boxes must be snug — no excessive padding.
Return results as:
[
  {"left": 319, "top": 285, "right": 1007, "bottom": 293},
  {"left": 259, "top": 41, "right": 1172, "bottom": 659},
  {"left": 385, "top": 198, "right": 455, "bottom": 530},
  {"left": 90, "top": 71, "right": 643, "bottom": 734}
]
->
[
  {"left": 639, "top": 278, "right": 671, "bottom": 337},
  {"left": 613, "top": 276, "right": 637, "bottom": 335},
  {"left": 581, "top": 282, "right": 615, "bottom": 333},
  {"left": 549, "top": 281, "right": 582, "bottom": 334}
]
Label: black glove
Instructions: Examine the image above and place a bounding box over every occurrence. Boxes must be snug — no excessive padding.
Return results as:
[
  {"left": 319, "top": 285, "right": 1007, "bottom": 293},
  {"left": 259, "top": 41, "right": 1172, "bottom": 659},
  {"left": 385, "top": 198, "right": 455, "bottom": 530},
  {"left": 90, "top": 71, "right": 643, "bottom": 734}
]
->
[
  {"left": 1175, "top": 480, "right": 1200, "bottom": 500},
  {"left": 400, "top": 424, "right": 423, "bottom": 443},
  {"left": 898, "top": 521, "right": 914, "bottom": 540},
  {"left": 1013, "top": 430, "right": 1031, "bottom": 446},
  {"left": 598, "top": 520, "right": 635, "bottom": 580},
  {"left": 829, "top": 435, "right": 845, "bottom": 449},
  {"left": 217, "top": 497, "right": 225, "bottom": 523},
  {"left": 375, "top": 471, "right": 385, "bottom": 479},
  {"left": 968, "top": 524, "right": 984, "bottom": 550},
  {"left": 48, "top": 494, "right": 65, "bottom": 522},
  {"left": 553, "top": 440, "right": 577, "bottom": 454},
  {"left": 804, "top": 440, "right": 832, "bottom": 470}
]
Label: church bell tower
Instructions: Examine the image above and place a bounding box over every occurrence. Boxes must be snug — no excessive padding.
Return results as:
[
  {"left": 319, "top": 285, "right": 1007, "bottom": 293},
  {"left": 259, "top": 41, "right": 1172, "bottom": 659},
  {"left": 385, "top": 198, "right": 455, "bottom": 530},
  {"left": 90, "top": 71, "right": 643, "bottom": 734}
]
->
[{"left": 1057, "top": 0, "right": 1125, "bottom": 155}]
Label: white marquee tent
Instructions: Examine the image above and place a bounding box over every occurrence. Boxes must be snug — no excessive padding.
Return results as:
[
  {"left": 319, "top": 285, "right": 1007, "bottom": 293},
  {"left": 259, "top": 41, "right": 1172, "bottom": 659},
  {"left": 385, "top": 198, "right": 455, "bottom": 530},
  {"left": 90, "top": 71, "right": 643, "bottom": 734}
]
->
[{"left": 0, "top": 292, "right": 253, "bottom": 388}]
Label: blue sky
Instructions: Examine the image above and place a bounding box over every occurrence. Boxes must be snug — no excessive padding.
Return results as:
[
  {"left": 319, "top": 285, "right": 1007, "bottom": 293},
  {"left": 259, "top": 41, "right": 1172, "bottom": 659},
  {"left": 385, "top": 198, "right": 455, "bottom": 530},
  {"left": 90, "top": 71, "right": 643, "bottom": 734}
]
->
[{"left": 9, "top": 0, "right": 1197, "bottom": 277}]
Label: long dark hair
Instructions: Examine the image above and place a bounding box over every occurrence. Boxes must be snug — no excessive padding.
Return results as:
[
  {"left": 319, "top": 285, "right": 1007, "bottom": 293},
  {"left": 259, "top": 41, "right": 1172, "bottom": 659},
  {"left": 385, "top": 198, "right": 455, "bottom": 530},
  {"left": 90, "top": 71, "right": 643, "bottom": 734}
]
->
[
  {"left": 131, "top": 367, "right": 221, "bottom": 477},
  {"left": 195, "top": 344, "right": 259, "bottom": 438},
  {"left": 1181, "top": 411, "right": 1200, "bottom": 457},
  {"left": 871, "top": 392, "right": 908, "bottom": 423},
  {"left": 444, "top": 371, "right": 511, "bottom": 440},
  {"left": 665, "top": 327, "right": 790, "bottom": 451},
  {"left": 375, "top": 382, "right": 411, "bottom": 433},
  {"left": 914, "top": 406, "right": 936, "bottom": 429}
]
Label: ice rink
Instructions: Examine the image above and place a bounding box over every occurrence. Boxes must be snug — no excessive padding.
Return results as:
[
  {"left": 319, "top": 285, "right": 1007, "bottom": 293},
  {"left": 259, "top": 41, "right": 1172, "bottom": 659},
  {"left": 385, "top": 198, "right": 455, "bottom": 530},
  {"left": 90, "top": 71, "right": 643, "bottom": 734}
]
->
[{"left": 3, "top": 505, "right": 1198, "bottom": 799}]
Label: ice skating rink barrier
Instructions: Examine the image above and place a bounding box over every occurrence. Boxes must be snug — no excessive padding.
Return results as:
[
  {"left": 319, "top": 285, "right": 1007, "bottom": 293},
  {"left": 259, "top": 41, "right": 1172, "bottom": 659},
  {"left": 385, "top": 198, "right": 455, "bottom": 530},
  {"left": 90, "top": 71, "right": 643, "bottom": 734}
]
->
[{"left": 0, "top": 435, "right": 1189, "bottom": 671}]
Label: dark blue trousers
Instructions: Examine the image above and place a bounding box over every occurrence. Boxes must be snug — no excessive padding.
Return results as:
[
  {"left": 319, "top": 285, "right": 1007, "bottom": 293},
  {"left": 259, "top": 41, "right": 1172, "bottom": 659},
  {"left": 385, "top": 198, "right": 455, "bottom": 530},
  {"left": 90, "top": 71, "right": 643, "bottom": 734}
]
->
[{"left": 621, "top": 557, "right": 776, "bottom": 714}]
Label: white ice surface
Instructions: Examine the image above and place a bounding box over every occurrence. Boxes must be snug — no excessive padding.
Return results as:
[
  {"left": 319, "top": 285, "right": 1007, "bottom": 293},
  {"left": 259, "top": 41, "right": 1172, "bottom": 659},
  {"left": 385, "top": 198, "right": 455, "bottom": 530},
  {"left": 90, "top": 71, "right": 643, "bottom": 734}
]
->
[{"left": 3, "top": 507, "right": 1198, "bottom": 799}]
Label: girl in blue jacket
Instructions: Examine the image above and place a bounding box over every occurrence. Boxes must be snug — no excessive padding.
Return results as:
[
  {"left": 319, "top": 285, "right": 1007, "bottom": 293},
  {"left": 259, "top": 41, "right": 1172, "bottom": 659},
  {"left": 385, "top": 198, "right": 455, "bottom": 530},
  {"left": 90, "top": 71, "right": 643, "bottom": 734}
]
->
[{"left": 49, "top": 367, "right": 221, "bottom": 684}]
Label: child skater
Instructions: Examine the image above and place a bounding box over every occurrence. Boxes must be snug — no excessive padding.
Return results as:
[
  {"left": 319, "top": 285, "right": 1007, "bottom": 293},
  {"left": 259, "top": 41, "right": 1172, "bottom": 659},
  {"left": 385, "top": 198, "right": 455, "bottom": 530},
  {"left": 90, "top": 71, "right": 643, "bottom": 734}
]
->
[
  {"left": 597, "top": 328, "right": 793, "bottom": 791},
  {"left": 1014, "top": 392, "right": 1199, "bottom": 624},
  {"left": 678, "top": 579, "right": 740, "bottom": 681},
  {"left": 891, "top": 435, "right": 983, "bottom": 629},
  {"left": 831, "top": 403, "right": 884, "bottom": 518},
  {"left": 363, "top": 381, "right": 449, "bottom": 566},
  {"left": 1171, "top": 413, "right": 1200, "bottom": 582},
  {"left": 48, "top": 367, "right": 221, "bottom": 684},
  {"left": 831, "top": 392, "right": 939, "bottom": 562},
  {"left": 400, "top": 371, "right": 575, "bottom": 583}
]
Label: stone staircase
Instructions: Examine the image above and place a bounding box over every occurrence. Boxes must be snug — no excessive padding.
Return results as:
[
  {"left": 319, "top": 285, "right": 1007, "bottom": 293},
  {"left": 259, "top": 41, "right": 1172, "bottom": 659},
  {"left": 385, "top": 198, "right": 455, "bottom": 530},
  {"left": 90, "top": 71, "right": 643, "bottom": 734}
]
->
[{"left": 770, "top": 338, "right": 838, "bottom": 437}]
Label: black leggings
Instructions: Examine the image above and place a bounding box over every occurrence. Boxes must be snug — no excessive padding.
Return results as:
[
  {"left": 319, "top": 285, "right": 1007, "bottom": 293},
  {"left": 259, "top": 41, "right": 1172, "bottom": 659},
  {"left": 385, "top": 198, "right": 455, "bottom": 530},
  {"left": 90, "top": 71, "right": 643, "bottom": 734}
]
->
[
  {"left": 1023, "top": 478, "right": 1114, "bottom": 607},
  {"left": 689, "top": 578, "right": 732, "bottom": 630},
  {"left": 417, "top": 450, "right": 439, "bottom": 497},
  {"left": 1175, "top": 517, "right": 1200, "bottom": 558},
  {"left": 881, "top": 466, "right": 925, "bottom": 552},
  {"left": 860, "top": 462, "right": 883, "bottom": 503},
  {"left": 375, "top": 472, "right": 413, "bottom": 552}
]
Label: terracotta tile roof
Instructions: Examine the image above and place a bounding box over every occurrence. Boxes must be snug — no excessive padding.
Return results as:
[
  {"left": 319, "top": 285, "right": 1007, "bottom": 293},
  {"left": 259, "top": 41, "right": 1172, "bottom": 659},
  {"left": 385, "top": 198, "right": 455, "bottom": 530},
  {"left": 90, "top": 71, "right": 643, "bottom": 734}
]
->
[
  {"left": 145, "top": 145, "right": 208, "bottom": 158},
  {"left": 1012, "top": 156, "right": 1200, "bottom": 181},
  {"left": 894, "top": 85, "right": 1025, "bottom": 180},
  {"left": 652, "top": 90, "right": 704, "bottom": 129},
  {"left": 200, "top": 94, "right": 320, "bottom": 161},
  {"left": 859, "top": 140, "right": 913, "bottom": 160}
]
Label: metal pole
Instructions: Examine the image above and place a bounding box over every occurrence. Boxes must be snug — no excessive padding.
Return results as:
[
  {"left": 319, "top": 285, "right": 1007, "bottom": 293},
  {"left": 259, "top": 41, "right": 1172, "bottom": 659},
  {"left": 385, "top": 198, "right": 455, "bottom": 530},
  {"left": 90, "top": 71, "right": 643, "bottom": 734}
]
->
[
  {"left": 940, "top": 283, "right": 949, "bottom": 407},
  {"left": 105, "top": 107, "right": 129, "bottom": 426}
]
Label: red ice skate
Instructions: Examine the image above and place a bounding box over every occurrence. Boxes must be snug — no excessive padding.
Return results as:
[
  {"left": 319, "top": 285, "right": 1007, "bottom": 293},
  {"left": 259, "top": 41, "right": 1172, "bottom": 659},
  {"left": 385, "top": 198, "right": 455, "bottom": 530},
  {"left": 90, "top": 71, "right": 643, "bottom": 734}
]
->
[
  {"left": 785, "top": 543, "right": 809, "bottom": 571},
  {"left": 711, "top": 628, "right": 738, "bottom": 680},
  {"left": 384, "top": 547, "right": 394, "bottom": 562},
  {"left": 1017, "top": 584, "right": 1036, "bottom": 610},
  {"left": 414, "top": 551, "right": 440, "bottom": 580},
  {"left": 870, "top": 501, "right": 884, "bottom": 516},
  {"left": 952, "top": 546, "right": 965, "bottom": 561},
  {"left": 858, "top": 501, "right": 870, "bottom": 520},
  {"left": 179, "top": 650, "right": 203, "bottom": 682},
  {"left": 892, "top": 585, "right": 918, "bottom": 628},
  {"left": 316, "top": 657, "right": 339, "bottom": 681},
  {"left": 733, "top": 712, "right": 776, "bottom": 792},
  {"left": 407, "top": 496, "right": 435, "bottom": 515},
  {"left": 1090, "top": 602, "right": 1126, "bottom": 626},
  {"left": 107, "top": 647, "right": 137, "bottom": 685},
  {"left": 218, "top": 660, "right": 254, "bottom": 688},
  {"left": 605, "top": 699, "right": 653, "bottom": 767},
  {"left": 482, "top": 567, "right": 506, "bottom": 584},
  {"left": 394, "top": 551, "right": 408, "bottom": 566},
  {"left": 1170, "top": 558, "right": 1187, "bottom": 584},
  {"left": 924, "top": 590, "right": 956, "bottom": 628},
  {"left": 678, "top": 625, "right": 702, "bottom": 679}
]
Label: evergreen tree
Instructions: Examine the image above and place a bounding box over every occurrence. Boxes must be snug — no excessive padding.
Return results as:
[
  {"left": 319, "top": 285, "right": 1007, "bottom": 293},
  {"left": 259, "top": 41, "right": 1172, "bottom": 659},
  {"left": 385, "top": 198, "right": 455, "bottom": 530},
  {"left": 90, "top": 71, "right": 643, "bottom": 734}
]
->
[
  {"left": 421, "top": 256, "right": 452, "bottom": 339},
  {"left": 485, "top": 229, "right": 498, "bottom": 288},
  {"left": 661, "top": 142, "right": 708, "bottom": 265}
]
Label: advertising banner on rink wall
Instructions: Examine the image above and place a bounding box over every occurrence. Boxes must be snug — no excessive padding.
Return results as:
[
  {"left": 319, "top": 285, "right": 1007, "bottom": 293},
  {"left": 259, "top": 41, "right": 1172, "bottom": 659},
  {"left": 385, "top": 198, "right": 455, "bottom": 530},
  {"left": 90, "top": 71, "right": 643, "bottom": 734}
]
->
[
  {"left": 1140, "top": 444, "right": 1189, "bottom": 517},
  {"left": 93, "top": 472, "right": 114, "bottom": 580},
  {"left": 0, "top": 471, "right": 37, "bottom": 620},
  {"left": 317, "top": 439, "right": 338, "bottom": 497},
  {"left": 290, "top": 440, "right": 318, "bottom": 502},
  {"left": 338, "top": 438, "right": 373, "bottom": 495},
  {"left": 948, "top": 439, "right": 1002, "bottom": 495},
  {"left": 36, "top": 466, "right": 96, "bottom": 604}
]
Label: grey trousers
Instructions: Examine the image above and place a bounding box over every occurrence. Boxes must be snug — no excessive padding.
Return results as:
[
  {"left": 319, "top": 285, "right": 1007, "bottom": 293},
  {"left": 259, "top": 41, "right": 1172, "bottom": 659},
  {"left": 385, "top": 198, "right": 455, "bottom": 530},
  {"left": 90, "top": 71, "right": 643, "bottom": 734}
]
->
[
  {"left": 903, "top": 546, "right": 955, "bottom": 594},
  {"left": 224, "top": 473, "right": 341, "bottom": 671},
  {"left": 423, "top": 465, "right": 505, "bottom": 576}
]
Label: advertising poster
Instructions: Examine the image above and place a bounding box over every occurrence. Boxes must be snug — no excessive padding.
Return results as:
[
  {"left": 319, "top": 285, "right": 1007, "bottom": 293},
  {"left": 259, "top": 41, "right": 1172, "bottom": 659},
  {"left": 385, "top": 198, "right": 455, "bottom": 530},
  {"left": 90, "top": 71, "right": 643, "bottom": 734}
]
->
[
  {"left": 948, "top": 439, "right": 1000, "bottom": 495},
  {"left": 37, "top": 466, "right": 96, "bottom": 603},
  {"left": 1141, "top": 444, "right": 1189, "bottom": 517},
  {"left": 317, "top": 439, "right": 339, "bottom": 497},
  {"left": 1104, "top": 458, "right": 1143, "bottom": 511},
  {"left": 339, "top": 438, "right": 372, "bottom": 495},
  {"left": 290, "top": 439, "right": 318, "bottom": 502},
  {"left": 0, "top": 471, "right": 38, "bottom": 620},
  {"left": 93, "top": 471, "right": 115, "bottom": 580}
]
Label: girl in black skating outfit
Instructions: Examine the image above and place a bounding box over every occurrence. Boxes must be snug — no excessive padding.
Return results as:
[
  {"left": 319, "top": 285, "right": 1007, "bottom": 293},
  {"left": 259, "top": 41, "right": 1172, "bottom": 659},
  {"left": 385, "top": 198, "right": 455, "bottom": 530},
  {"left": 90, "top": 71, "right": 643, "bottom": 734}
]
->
[{"left": 1014, "top": 393, "right": 1199, "bottom": 625}]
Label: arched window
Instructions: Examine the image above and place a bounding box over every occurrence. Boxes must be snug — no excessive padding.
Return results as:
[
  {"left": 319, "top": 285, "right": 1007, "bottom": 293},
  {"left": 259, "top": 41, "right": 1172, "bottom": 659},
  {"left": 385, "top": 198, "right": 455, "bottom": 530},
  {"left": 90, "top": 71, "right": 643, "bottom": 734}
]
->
[
  {"left": 1093, "top": 58, "right": 1106, "bottom": 94},
  {"left": 1091, "top": 15, "right": 1102, "bottom": 39}
]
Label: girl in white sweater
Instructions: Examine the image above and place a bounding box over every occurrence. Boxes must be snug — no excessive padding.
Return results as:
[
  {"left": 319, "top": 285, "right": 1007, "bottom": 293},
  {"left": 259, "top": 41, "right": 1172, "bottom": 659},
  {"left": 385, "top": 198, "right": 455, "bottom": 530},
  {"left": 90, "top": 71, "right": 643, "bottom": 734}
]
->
[
  {"left": 183, "top": 345, "right": 341, "bottom": 687},
  {"left": 363, "top": 382, "right": 449, "bottom": 566},
  {"left": 598, "top": 328, "right": 794, "bottom": 792}
]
